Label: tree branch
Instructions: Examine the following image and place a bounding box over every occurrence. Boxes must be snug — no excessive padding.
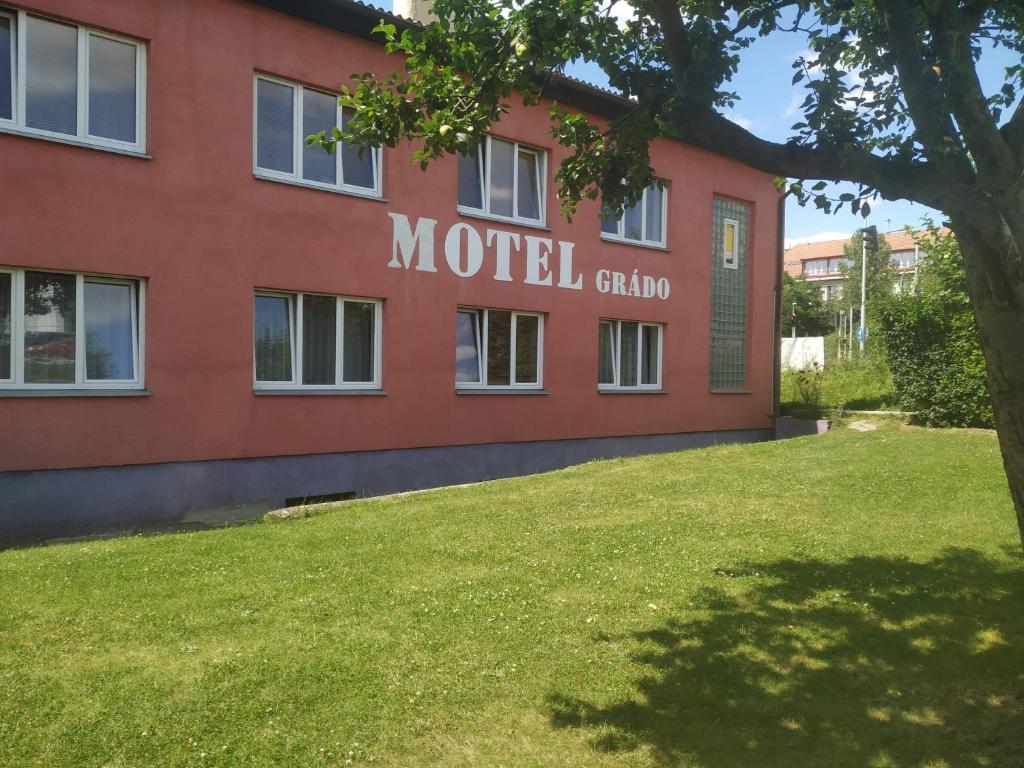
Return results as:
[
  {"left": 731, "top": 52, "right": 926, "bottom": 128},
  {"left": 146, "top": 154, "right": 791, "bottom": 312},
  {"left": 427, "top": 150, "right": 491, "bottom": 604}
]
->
[
  {"left": 646, "top": 0, "right": 960, "bottom": 210},
  {"left": 874, "top": 0, "right": 974, "bottom": 181},
  {"left": 930, "top": 8, "right": 1018, "bottom": 187}
]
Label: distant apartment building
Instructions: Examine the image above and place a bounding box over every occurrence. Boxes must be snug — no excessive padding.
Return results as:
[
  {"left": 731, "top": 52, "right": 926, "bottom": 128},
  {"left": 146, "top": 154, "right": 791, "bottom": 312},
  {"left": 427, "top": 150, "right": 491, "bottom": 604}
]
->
[{"left": 784, "top": 229, "right": 939, "bottom": 300}]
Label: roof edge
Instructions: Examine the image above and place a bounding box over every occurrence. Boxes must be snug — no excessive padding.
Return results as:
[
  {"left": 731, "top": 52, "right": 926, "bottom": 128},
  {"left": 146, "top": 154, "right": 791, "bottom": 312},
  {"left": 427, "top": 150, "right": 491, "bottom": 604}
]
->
[{"left": 246, "top": 0, "right": 633, "bottom": 118}]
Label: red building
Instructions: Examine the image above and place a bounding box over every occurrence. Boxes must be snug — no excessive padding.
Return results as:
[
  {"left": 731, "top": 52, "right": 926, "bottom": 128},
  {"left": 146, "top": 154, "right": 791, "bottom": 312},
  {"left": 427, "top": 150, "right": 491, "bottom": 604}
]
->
[{"left": 0, "top": 0, "right": 783, "bottom": 539}]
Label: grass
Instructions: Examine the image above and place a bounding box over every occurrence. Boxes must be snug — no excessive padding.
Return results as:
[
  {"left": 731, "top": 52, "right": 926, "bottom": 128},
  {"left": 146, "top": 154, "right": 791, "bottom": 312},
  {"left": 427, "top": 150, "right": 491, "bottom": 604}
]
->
[
  {"left": 781, "top": 353, "right": 899, "bottom": 416},
  {"left": 1, "top": 424, "right": 1022, "bottom": 767}
]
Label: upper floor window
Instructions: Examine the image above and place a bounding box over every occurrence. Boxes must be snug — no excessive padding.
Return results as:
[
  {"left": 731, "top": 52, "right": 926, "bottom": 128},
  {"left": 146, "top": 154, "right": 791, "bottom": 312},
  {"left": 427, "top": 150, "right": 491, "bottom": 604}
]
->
[
  {"left": 804, "top": 257, "right": 850, "bottom": 276},
  {"left": 598, "top": 319, "right": 662, "bottom": 390},
  {"left": 455, "top": 307, "right": 543, "bottom": 390},
  {"left": 601, "top": 183, "right": 667, "bottom": 248},
  {"left": 0, "top": 9, "right": 146, "bottom": 152},
  {"left": 0, "top": 267, "right": 144, "bottom": 389},
  {"left": 891, "top": 250, "right": 916, "bottom": 269},
  {"left": 458, "top": 136, "right": 545, "bottom": 226},
  {"left": 254, "top": 75, "right": 380, "bottom": 197},
  {"left": 253, "top": 291, "right": 381, "bottom": 390}
]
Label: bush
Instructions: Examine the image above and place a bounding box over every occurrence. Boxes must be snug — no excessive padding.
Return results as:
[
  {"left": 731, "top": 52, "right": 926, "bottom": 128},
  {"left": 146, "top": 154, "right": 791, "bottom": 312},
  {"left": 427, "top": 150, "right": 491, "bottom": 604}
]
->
[{"left": 876, "top": 228, "right": 993, "bottom": 428}]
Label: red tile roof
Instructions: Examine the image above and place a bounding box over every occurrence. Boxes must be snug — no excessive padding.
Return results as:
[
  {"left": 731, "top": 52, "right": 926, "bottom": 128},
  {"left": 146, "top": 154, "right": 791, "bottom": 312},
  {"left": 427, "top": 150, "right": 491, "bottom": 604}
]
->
[{"left": 784, "top": 228, "right": 950, "bottom": 277}]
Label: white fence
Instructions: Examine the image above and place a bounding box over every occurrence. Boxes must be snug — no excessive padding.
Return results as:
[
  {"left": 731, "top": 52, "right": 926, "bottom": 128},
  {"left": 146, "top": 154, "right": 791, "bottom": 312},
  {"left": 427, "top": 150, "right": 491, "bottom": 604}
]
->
[{"left": 781, "top": 337, "right": 825, "bottom": 370}]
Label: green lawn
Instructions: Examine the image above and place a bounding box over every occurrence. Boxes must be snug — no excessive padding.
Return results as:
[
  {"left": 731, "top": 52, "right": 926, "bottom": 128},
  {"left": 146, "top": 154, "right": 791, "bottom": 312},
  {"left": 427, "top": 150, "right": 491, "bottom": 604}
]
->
[{"left": 2, "top": 425, "right": 1022, "bottom": 767}]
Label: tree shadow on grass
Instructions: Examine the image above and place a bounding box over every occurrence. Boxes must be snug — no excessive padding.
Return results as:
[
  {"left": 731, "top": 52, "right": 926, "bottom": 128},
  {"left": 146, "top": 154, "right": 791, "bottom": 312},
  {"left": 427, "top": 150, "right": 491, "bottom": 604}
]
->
[{"left": 548, "top": 548, "right": 1024, "bottom": 767}]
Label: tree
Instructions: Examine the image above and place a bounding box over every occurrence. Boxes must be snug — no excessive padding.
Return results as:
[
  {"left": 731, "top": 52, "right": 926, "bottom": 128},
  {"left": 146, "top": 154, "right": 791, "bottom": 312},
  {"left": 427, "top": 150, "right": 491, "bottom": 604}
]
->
[
  {"left": 782, "top": 273, "right": 832, "bottom": 336},
  {"left": 877, "top": 226, "right": 993, "bottom": 427},
  {"left": 324, "top": 0, "right": 1024, "bottom": 544}
]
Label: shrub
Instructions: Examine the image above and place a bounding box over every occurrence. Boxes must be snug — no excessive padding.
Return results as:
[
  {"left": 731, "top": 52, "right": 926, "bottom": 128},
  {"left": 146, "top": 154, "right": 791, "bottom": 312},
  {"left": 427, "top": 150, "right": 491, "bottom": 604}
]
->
[{"left": 876, "top": 228, "right": 993, "bottom": 428}]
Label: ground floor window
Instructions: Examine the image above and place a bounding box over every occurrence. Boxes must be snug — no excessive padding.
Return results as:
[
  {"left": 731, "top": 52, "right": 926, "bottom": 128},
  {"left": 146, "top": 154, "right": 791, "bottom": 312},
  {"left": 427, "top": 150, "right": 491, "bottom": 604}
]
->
[
  {"left": 598, "top": 319, "right": 662, "bottom": 390},
  {"left": 0, "top": 267, "right": 143, "bottom": 389},
  {"left": 253, "top": 291, "right": 381, "bottom": 389},
  {"left": 455, "top": 307, "right": 543, "bottom": 389}
]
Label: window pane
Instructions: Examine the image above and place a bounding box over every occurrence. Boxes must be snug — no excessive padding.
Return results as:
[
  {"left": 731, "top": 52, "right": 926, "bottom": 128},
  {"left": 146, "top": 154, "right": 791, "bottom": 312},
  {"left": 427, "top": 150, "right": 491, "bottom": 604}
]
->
[
  {"left": 455, "top": 310, "right": 480, "bottom": 383},
  {"left": 488, "top": 139, "right": 515, "bottom": 218},
  {"left": 256, "top": 79, "right": 294, "bottom": 173},
  {"left": 85, "top": 281, "right": 134, "bottom": 380},
  {"left": 644, "top": 185, "right": 663, "bottom": 243},
  {"left": 0, "top": 273, "right": 10, "bottom": 379},
  {"left": 343, "top": 301, "right": 375, "bottom": 382},
  {"left": 619, "top": 321, "right": 638, "bottom": 387},
  {"left": 25, "top": 16, "right": 78, "bottom": 135},
  {"left": 0, "top": 17, "right": 12, "bottom": 121},
  {"left": 302, "top": 89, "right": 337, "bottom": 185},
  {"left": 514, "top": 314, "right": 539, "bottom": 384},
  {"left": 23, "top": 271, "right": 76, "bottom": 384},
  {"left": 641, "top": 325, "right": 659, "bottom": 385},
  {"left": 88, "top": 35, "right": 137, "bottom": 143},
  {"left": 600, "top": 207, "right": 619, "bottom": 235},
  {"left": 302, "top": 294, "right": 336, "bottom": 385},
  {"left": 623, "top": 199, "right": 643, "bottom": 242},
  {"left": 341, "top": 108, "right": 375, "bottom": 189},
  {"left": 486, "top": 309, "right": 511, "bottom": 386},
  {"left": 457, "top": 145, "right": 483, "bottom": 209},
  {"left": 254, "top": 295, "right": 292, "bottom": 382},
  {"left": 516, "top": 150, "right": 540, "bottom": 220},
  {"left": 598, "top": 321, "right": 614, "bottom": 385}
]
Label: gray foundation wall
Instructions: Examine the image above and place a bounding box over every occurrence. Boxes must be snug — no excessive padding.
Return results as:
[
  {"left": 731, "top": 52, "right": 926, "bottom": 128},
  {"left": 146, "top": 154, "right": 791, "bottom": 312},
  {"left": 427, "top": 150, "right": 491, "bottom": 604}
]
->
[{"left": 0, "top": 428, "right": 771, "bottom": 542}]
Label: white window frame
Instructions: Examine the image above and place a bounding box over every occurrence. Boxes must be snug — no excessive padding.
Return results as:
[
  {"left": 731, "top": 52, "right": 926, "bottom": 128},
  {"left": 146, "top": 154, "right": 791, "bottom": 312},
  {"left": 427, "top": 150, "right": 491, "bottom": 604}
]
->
[
  {"left": 454, "top": 307, "right": 544, "bottom": 391},
  {"left": 722, "top": 217, "right": 739, "bottom": 270},
  {"left": 0, "top": 266, "right": 145, "bottom": 390},
  {"left": 457, "top": 136, "right": 547, "bottom": 227},
  {"left": 0, "top": 9, "right": 146, "bottom": 153},
  {"left": 598, "top": 319, "right": 663, "bottom": 391},
  {"left": 253, "top": 290, "right": 383, "bottom": 391},
  {"left": 601, "top": 184, "right": 669, "bottom": 249},
  {"left": 252, "top": 74, "right": 383, "bottom": 200}
]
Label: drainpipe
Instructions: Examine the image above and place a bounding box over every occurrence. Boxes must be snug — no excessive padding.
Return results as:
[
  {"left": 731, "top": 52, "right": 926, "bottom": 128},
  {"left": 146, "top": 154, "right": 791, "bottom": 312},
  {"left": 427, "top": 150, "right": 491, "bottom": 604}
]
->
[{"left": 772, "top": 187, "right": 790, "bottom": 432}]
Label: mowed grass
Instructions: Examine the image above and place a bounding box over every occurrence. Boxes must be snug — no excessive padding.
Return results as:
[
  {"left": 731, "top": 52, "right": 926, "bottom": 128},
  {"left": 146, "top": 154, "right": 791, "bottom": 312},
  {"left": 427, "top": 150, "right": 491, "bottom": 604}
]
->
[{"left": 1, "top": 425, "right": 1022, "bottom": 768}]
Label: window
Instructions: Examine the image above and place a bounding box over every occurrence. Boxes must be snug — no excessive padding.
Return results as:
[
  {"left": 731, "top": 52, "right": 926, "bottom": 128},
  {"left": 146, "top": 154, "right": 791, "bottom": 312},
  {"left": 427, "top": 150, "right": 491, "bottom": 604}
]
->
[
  {"left": 722, "top": 218, "right": 739, "bottom": 269},
  {"left": 598, "top": 319, "right": 662, "bottom": 390},
  {"left": 455, "top": 307, "right": 542, "bottom": 389},
  {"left": 253, "top": 291, "right": 381, "bottom": 390},
  {"left": 601, "top": 183, "right": 667, "bottom": 248},
  {"left": 254, "top": 75, "right": 380, "bottom": 197},
  {"left": 710, "top": 197, "right": 749, "bottom": 391},
  {"left": 891, "top": 250, "right": 916, "bottom": 269},
  {"left": 457, "top": 136, "right": 545, "bottom": 225},
  {"left": 0, "top": 268, "right": 144, "bottom": 389},
  {"left": 0, "top": 9, "right": 145, "bottom": 152}
]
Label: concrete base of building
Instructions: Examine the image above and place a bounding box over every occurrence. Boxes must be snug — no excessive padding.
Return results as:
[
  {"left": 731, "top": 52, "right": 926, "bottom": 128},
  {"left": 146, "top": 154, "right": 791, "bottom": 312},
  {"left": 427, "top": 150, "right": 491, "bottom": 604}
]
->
[
  {"left": 774, "top": 417, "right": 831, "bottom": 440},
  {"left": 0, "top": 428, "right": 771, "bottom": 543}
]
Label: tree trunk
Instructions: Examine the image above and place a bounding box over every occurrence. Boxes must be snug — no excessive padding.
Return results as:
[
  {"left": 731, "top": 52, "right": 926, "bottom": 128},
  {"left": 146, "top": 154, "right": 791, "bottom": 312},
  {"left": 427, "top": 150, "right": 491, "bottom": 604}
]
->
[{"left": 950, "top": 219, "right": 1024, "bottom": 546}]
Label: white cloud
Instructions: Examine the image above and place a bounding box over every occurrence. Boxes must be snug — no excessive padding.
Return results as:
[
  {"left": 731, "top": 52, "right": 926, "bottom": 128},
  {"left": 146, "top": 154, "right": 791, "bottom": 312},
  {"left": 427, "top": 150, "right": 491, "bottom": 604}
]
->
[
  {"left": 784, "top": 231, "right": 852, "bottom": 249},
  {"left": 601, "top": 1, "right": 634, "bottom": 28}
]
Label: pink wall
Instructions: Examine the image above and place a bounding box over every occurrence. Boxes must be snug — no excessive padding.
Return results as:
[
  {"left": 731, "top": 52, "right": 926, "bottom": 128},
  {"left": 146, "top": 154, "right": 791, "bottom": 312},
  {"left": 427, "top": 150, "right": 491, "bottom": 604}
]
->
[{"left": 0, "top": 0, "right": 780, "bottom": 473}]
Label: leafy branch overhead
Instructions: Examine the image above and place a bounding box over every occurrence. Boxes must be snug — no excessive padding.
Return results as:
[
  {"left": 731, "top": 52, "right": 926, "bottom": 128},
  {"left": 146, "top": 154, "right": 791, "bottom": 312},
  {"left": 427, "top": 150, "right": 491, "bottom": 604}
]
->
[{"left": 313, "top": 0, "right": 1023, "bottom": 220}]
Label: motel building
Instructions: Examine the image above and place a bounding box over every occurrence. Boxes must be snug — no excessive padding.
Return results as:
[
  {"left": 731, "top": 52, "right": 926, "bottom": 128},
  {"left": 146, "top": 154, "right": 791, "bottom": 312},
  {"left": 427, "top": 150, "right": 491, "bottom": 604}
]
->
[{"left": 0, "top": 0, "right": 783, "bottom": 540}]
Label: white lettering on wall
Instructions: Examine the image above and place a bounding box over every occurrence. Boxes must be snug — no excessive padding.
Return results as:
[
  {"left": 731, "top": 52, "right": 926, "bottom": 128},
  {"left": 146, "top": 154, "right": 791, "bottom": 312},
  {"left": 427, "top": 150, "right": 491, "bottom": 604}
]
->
[
  {"left": 388, "top": 213, "right": 438, "bottom": 272},
  {"left": 486, "top": 229, "right": 519, "bottom": 283},
  {"left": 445, "top": 223, "right": 484, "bottom": 278},
  {"left": 389, "top": 212, "right": 671, "bottom": 300}
]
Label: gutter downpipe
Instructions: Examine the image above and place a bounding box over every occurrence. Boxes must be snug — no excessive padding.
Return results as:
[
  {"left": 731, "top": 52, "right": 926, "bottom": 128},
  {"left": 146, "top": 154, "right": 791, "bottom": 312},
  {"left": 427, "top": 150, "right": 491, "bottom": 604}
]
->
[{"left": 771, "top": 186, "right": 791, "bottom": 437}]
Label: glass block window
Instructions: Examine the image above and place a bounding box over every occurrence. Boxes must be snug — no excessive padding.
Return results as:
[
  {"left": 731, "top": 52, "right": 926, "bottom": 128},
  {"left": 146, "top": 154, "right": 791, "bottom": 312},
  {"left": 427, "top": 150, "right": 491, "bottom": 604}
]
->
[{"left": 710, "top": 197, "right": 750, "bottom": 390}]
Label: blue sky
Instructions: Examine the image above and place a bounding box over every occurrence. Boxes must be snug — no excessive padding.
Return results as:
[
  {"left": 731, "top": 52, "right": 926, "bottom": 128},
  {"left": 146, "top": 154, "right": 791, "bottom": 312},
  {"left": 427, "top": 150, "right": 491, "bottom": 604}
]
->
[{"left": 562, "top": 23, "right": 1019, "bottom": 245}]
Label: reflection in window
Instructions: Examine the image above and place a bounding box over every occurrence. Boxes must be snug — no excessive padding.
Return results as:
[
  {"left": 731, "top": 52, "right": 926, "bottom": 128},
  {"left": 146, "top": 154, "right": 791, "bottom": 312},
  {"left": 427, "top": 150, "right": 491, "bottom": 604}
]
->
[
  {"left": 598, "top": 319, "right": 663, "bottom": 390},
  {"left": 254, "top": 292, "right": 380, "bottom": 389},
  {"left": 0, "top": 273, "right": 11, "bottom": 380},
  {"left": 25, "top": 16, "right": 78, "bottom": 136},
  {"left": 254, "top": 76, "right": 380, "bottom": 194},
  {"left": 455, "top": 308, "right": 543, "bottom": 389},
  {"left": 87, "top": 34, "right": 137, "bottom": 142},
  {"left": 458, "top": 137, "right": 544, "bottom": 224},
  {"left": 601, "top": 183, "right": 667, "bottom": 247},
  {"left": 85, "top": 280, "right": 135, "bottom": 380}
]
